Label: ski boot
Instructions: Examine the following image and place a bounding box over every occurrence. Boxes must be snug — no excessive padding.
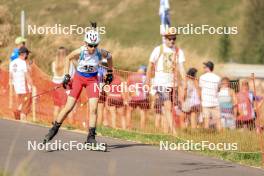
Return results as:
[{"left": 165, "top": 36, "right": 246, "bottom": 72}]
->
[
  {"left": 43, "top": 121, "right": 62, "bottom": 144},
  {"left": 85, "top": 127, "right": 107, "bottom": 152},
  {"left": 85, "top": 127, "right": 97, "bottom": 144}
]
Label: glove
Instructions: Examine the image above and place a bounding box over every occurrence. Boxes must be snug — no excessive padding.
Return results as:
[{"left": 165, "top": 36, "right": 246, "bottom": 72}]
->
[
  {"left": 104, "top": 69, "right": 113, "bottom": 85},
  {"left": 62, "top": 74, "right": 71, "bottom": 89}
]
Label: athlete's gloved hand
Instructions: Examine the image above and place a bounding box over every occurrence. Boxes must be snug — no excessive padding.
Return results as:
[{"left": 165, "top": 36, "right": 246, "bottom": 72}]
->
[
  {"left": 62, "top": 74, "right": 71, "bottom": 89},
  {"left": 104, "top": 69, "right": 113, "bottom": 85}
]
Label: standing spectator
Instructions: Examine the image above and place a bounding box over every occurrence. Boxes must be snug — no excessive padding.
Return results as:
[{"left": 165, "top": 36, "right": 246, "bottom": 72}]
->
[
  {"left": 146, "top": 28, "right": 186, "bottom": 134},
  {"left": 236, "top": 80, "right": 262, "bottom": 130},
  {"left": 218, "top": 77, "right": 237, "bottom": 129},
  {"left": 199, "top": 61, "right": 221, "bottom": 130},
  {"left": 9, "top": 47, "right": 33, "bottom": 120},
  {"left": 159, "top": 0, "right": 171, "bottom": 39},
  {"left": 180, "top": 68, "right": 201, "bottom": 129},
  {"left": 107, "top": 73, "right": 126, "bottom": 129},
  {"left": 127, "top": 65, "right": 150, "bottom": 130},
  {"left": 51, "top": 46, "right": 75, "bottom": 122},
  {"left": 10, "top": 36, "right": 26, "bottom": 61}
]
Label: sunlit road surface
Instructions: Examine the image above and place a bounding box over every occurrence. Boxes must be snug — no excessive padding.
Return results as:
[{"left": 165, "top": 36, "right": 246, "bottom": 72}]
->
[{"left": 0, "top": 118, "right": 264, "bottom": 176}]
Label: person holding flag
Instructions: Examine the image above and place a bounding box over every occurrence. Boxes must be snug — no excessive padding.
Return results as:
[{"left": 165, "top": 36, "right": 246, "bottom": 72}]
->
[{"left": 146, "top": 27, "right": 186, "bottom": 134}]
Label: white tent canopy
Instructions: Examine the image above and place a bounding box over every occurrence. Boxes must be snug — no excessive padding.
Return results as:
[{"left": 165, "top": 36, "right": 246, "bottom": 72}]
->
[{"left": 219, "top": 64, "right": 264, "bottom": 79}]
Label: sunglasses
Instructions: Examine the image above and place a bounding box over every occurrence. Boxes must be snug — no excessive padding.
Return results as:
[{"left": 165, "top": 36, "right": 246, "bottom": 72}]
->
[
  {"left": 166, "top": 37, "right": 176, "bottom": 41},
  {"left": 87, "top": 43, "right": 98, "bottom": 48}
]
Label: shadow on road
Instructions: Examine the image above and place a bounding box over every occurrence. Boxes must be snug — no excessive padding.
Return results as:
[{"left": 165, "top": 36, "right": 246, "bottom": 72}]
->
[
  {"left": 108, "top": 143, "right": 149, "bottom": 149},
  {"left": 44, "top": 143, "right": 149, "bottom": 153},
  {"left": 175, "top": 162, "right": 234, "bottom": 173}
]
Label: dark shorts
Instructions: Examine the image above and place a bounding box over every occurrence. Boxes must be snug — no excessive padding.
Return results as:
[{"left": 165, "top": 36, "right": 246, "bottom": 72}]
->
[
  {"left": 236, "top": 119, "right": 256, "bottom": 130},
  {"left": 98, "top": 91, "right": 107, "bottom": 104},
  {"left": 129, "top": 99, "right": 150, "bottom": 110},
  {"left": 154, "top": 101, "right": 163, "bottom": 114},
  {"left": 190, "top": 105, "right": 201, "bottom": 113},
  {"left": 155, "top": 86, "right": 178, "bottom": 104},
  {"left": 154, "top": 86, "right": 178, "bottom": 114},
  {"left": 107, "top": 98, "right": 124, "bottom": 108}
]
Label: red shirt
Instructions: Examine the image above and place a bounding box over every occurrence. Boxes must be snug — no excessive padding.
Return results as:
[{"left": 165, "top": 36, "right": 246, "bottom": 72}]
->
[
  {"left": 107, "top": 75, "right": 123, "bottom": 99},
  {"left": 127, "top": 73, "right": 146, "bottom": 101},
  {"left": 237, "top": 91, "right": 253, "bottom": 121}
]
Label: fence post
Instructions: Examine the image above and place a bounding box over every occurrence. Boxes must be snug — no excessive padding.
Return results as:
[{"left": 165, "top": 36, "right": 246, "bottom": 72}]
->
[
  {"left": 251, "top": 73, "right": 264, "bottom": 166},
  {"left": 8, "top": 81, "right": 13, "bottom": 109},
  {"left": 32, "top": 86, "right": 37, "bottom": 122}
]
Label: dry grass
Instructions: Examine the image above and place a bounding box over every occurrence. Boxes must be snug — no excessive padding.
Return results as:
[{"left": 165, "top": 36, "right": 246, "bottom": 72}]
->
[
  {"left": 0, "top": 5, "right": 12, "bottom": 46},
  {"left": 0, "top": 5, "right": 12, "bottom": 59},
  {"left": 101, "top": 40, "right": 150, "bottom": 71},
  {"left": 0, "top": 0, "right": 243, "bottom": 74},
  {"left": 103, "top": 0, "right": 143, "bottom": 20},
  {"left": 102, "top": 40, "right": 208, "bottom": 72}
]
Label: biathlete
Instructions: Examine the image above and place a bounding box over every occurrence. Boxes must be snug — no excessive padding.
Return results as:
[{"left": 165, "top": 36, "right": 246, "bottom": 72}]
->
[{"left": 43, "top": 23, "right": 113, "bottom": 145}]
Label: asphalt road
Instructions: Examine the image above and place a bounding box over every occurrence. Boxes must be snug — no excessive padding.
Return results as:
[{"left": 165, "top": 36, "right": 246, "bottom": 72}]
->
[{"left": 0, "top": 118, "right": 264, "bottom": 176}]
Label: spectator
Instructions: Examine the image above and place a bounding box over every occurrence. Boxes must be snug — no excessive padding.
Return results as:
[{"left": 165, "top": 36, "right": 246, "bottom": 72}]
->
[
  {"left": 236, "top": 80, "right": 262, "bottom": 130},
  {"left": 10, "top": 36, "right": 26, "bottom": 61},
  {"left": 51, "top": 46, "right": 75, "bottom": 122},
  {"left": 9, "top": 47, "right": 33, "bottom": 120},
  {"left": 199, "top": 61, "right": 221, "bottom": 130},
  {"left": 146, "top": 27, "right": 186, "bottom": 134},
  {"left": 107, "top": 73, "right": 126, "bottom": 129},
  {"left": 180, "top": 68, "right": 201, "bottom": 129},
  {"left": 218, "top": 77, "right": 237, "bottom": 129},
  {"left": 126, "top": 65, "right": 150, "bottom": 129}
]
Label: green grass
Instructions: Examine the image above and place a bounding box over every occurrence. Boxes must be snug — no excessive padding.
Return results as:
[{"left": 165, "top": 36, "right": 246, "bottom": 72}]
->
[
  {"left": 200, "top": 150, "right": 262, "bottom": 167},
  {"left": 96, "top": 125, "right": 264, "bottom": 167},
  {"left": 97, "top": 125, "right": 183, "bottom": 144},
  {"left": 65, "top": 124, "right": 77, "bottom": 130}
]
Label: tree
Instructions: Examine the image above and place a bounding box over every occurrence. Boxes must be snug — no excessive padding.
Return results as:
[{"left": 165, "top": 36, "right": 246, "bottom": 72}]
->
[
  {"left": 218, "top": 33, "right": 231, "bottom": 62},
  {"left": 239, "top": 0, "right": 264, "bottom": 64}
]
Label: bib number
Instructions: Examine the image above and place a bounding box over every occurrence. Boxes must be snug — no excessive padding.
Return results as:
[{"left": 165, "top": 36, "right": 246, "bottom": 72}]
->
[{"left": 81, "top": 65, "right": 97, "bottom": 73}]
